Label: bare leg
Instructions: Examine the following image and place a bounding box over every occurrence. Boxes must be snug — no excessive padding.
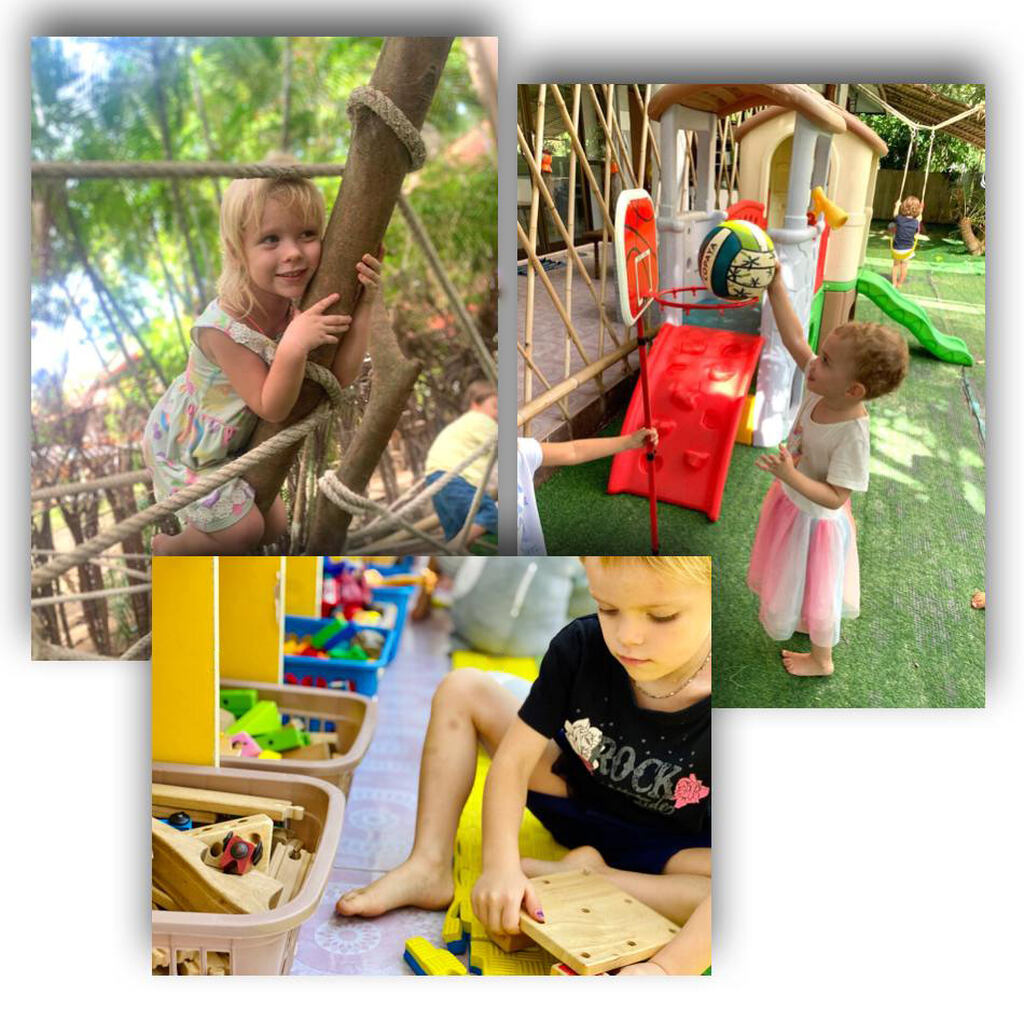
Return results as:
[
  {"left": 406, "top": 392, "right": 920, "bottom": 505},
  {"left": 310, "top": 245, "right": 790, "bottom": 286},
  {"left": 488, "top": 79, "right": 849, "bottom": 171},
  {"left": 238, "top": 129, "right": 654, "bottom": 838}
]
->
[
  {"left": 152, "top": 506, "right": 265, "bottom": 556},
  {"left": 781, "top": 642, "right": 834, "bottom": 676},
  {"left": 260, "top": 496, "right": 287, "bottom": 547},
  {"left": 336, "top": 668, "right": 565, "bottom": 917},
  {"left": 521, "top": 845, "right": 711, "bottom": 925}
]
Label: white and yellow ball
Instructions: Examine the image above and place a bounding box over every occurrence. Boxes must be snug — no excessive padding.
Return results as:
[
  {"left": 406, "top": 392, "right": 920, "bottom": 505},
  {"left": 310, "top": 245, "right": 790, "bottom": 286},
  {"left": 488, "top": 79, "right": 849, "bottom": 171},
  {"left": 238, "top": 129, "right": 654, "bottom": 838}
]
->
[{"left": 698, "top": 220, "right": 775, "bottom": 300}]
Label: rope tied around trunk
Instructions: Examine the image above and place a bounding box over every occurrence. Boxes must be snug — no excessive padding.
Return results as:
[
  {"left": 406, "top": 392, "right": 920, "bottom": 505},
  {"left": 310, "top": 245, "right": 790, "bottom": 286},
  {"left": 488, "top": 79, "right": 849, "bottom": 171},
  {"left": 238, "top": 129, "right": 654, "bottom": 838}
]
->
[{"left": 347, "top": 86, "right": 427, "bottom": 170}]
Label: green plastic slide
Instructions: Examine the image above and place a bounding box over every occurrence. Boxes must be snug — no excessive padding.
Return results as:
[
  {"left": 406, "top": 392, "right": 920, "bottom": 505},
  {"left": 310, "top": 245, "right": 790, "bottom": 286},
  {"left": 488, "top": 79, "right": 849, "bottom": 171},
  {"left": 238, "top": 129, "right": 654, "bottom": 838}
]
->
[{"left": 855, "top": 268, "right": 974, "bottom": 366}]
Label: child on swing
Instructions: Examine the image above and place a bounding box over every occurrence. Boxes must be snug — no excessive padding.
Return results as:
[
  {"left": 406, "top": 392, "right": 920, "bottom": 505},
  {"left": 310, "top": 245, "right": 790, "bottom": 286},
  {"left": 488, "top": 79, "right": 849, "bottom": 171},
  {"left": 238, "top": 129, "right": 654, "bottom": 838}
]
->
[
  {"left": 888, "top": 195, "right": 923, "bottom": 290},
  {"left": 337, "top": 555, "right": 712, "bottom": 975},
  {"left": 748, "top": 263, "right": 909, "bottom": 677},
  {"left": 142, "top": 170, "right": 382, "bottom": 555}
]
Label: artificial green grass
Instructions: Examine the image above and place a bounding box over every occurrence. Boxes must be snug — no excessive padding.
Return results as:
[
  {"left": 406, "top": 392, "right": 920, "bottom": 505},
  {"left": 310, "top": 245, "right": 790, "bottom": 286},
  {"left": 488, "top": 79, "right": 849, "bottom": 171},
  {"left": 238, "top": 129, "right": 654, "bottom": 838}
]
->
[{"left": 536, "top": 222, "right": 985, "bottom": 708}]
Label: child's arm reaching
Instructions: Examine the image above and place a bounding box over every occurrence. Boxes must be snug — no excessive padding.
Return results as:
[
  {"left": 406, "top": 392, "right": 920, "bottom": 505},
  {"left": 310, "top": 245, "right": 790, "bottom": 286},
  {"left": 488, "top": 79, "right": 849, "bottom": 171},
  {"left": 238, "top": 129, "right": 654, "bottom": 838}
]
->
[
  {"left": 756, "top": 442, "right": 852, "bottom": 510},
  {"left": 766, "top": 263, "right": 814, "bottom": 374},
  {"left": 540, "top": 427, "right": 658, "bottom": 466},
  {"left": 200, "top": 293, "right": 352, "bottom": 423},
  {"left": 471, "top": 717, "right": 549, "bottom": 938},
  {"left": 330, "top": 252, "right": 383, "bottom": 388}
]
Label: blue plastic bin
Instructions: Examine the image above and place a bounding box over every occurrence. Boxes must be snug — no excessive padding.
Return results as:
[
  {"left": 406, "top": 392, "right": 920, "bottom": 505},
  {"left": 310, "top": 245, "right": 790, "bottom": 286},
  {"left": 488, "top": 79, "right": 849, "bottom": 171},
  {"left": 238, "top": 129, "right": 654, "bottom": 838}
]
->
[
  {"left": 369, "top": 585, "right": 415, "bottom": 647},
  {"left": 284, "top": 615, "right": 396, "bottom": 695}
]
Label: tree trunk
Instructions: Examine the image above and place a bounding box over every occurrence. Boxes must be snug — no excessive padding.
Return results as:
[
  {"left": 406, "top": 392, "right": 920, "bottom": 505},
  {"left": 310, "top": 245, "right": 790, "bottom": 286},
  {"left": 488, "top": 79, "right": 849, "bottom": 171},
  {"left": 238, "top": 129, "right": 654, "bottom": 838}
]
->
[
  {"left": 307, "top": 299, "right": 421, "bottom": 552},
  {"left": 242, "top": 37, "right": 453, "bottom": 519},
  {"left": 959, "top": 216, "right": 984, "bottom": 256}
]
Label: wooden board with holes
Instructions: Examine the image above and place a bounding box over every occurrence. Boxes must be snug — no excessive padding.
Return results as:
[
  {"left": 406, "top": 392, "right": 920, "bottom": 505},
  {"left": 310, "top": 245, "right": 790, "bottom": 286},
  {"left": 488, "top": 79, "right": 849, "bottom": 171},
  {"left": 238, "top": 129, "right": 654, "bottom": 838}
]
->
[{"left": 518, "top": 870, "right": 680, "bottom": 975}]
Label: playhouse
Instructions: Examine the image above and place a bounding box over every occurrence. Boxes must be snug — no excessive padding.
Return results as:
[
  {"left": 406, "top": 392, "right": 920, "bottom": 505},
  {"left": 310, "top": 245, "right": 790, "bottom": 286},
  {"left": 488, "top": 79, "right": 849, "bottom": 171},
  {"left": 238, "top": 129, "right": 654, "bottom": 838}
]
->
[{"left": 608, "top": 84, "right": 973, "bottom": 527}]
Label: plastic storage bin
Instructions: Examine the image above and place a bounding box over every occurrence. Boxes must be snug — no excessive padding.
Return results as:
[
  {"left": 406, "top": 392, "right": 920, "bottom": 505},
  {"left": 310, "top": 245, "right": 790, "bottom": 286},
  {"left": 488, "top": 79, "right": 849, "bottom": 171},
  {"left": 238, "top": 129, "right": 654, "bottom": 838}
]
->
[
  {"left": 370, "top": 584, "right": 415, "bottom": 646},
  {"left": 220, "top": 678, "right": 376, "bottom": 796},
  {"left": 152, "top": 762, "right": 345, "bottom": 976},
  {"left": 283, "top": 616, "right": 395, "bottom": 694}
]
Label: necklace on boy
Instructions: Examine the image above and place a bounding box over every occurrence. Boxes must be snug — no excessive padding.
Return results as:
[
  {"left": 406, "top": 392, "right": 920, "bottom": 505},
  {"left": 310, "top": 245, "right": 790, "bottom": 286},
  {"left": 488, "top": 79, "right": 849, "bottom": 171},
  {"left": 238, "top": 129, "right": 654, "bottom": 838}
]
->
[{"left": 634, "top": 648, "right": 711, "bottom": 700}]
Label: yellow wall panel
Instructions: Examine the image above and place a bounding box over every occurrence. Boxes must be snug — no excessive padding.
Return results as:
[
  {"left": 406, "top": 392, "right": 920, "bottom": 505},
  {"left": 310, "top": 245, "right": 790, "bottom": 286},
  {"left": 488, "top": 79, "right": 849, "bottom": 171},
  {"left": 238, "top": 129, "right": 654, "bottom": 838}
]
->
[
  {"left": 285, "top": 556, "right": 322, "bottom": 617},
  {"left": 218, "top": 557, "right": 284, "bottom": 683},
  {"left": 152, "top": 557, "right": 219, "bottom": 766}
]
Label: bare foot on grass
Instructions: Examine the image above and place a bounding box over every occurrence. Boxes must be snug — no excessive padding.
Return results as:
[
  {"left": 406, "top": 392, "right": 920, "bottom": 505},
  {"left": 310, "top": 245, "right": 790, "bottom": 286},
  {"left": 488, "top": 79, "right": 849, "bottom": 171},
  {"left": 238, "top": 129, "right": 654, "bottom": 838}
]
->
[
  {"left": 781, "top": 650, "right": 834, "bottom": 677},
  {"left": 335, "top": 856, "right": 454, "bottom": 918}
]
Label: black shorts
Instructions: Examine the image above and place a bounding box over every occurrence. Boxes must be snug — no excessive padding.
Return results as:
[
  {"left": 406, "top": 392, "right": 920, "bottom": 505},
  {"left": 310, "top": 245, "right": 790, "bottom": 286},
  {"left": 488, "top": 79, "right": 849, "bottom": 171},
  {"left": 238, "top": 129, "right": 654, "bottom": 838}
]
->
[{"left": 525, "top": 790, "right": 710, "bottom": 876}]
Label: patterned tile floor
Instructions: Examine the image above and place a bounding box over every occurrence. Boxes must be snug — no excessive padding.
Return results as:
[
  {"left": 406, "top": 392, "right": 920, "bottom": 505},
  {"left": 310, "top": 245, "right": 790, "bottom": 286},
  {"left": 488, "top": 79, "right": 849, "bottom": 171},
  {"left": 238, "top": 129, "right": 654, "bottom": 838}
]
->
[{"left": 291, "top": 609, "right": 454, "bottom": 975}]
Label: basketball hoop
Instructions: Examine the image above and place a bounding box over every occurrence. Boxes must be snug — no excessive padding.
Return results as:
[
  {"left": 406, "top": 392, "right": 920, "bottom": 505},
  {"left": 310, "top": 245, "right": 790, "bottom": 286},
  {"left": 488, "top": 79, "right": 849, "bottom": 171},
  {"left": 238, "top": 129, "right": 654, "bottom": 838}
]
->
[{"left": 653, "top": 285, "right": 758, "bottom": 314}]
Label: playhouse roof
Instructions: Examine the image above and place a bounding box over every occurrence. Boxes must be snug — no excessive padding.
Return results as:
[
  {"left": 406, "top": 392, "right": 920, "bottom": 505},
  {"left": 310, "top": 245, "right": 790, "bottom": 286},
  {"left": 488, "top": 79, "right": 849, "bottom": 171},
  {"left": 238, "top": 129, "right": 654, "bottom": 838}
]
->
[
  {"left": 648, "top": 85, "right": 846, "bottom": 134},
  {"left": 734, "top": 104, "right": 888, "bottom": 156},
  {"left": 873, "top": 84, "right": 985, "bottom": 149}
]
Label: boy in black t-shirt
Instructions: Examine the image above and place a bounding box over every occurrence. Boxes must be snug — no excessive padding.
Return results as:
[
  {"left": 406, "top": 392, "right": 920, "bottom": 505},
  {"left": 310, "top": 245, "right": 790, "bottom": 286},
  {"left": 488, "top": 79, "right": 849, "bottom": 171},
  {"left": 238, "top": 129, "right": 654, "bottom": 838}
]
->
[{"left": 337, "top": 556, "right": 712, "bottom": 975}]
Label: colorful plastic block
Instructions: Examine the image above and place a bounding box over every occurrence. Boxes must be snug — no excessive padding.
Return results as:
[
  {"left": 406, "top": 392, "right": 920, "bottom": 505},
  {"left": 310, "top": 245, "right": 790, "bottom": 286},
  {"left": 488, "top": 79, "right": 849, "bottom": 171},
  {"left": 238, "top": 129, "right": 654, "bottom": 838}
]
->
[
  {"left": 230, "top": 700, "right": 280, "bottom": 737},
  {"left": 254, "top": 725, "right": 311, "bottom": 753},
  {"left": 219, "top": 688, "right": 258, "bottom": 718}
]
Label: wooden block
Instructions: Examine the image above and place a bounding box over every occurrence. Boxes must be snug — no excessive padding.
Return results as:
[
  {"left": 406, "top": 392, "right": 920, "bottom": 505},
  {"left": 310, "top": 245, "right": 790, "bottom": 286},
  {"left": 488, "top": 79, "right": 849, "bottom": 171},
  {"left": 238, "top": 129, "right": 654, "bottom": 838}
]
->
[
  {"left": 152, "top": 783, "right": 303, "bottom": 822},
  {"left": 307, "top": 731, "right": 339, "bottom": 748},
  {"left": 151, "top": 883, "right": 180, "bottom": 911},
  {"left": 187, "top": 814, "right": 274, "bottom": 867},
  {"left": 152, "top": 948, "right": 170, "bottom": 970},
  {"left": 205, "top": 950, "right": 231, "bottom": 975},
  {"left": 218, "top": 708, "right": 237, "bottom": 732},
  {"left": 517, "top": 870, "right": 680, "bottom": 976},
  {"left": 487, "top": 929, "right": 535, "bottom": 953},
  {"left": 152, "top": 819, "right": 283, "bottom": 914},
  {"left": 268, "top": 837, "right": 311, "bottom": 903},
  {"left": 280, "top": 741, "right": 332, "bottom": 761}
]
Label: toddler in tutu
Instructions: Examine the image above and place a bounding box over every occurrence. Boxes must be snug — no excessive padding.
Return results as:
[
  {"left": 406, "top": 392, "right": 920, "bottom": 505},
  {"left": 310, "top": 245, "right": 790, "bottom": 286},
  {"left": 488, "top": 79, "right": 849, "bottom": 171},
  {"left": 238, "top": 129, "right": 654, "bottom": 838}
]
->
[{"left": 747, "top": 264, "right": 909, "bottom": 676}]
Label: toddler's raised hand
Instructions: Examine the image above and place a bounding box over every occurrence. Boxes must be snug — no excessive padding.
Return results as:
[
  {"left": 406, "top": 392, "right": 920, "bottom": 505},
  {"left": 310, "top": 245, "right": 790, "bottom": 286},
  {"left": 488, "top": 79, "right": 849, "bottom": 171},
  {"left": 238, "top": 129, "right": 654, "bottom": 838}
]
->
[
  {"left": 755, "top": 441, "right": 796, "bottom": 481},
  {"left": 280, "top": 293, "right": 352, "bottom": 357},
  {"left": 626, "top": 427, "right": 659, "bottom": 451}
]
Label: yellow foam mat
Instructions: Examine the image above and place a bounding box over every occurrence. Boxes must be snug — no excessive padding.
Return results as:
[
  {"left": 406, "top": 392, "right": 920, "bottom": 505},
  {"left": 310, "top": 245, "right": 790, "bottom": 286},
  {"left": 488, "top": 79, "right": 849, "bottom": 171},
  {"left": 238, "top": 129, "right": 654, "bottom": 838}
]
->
[{"left": 450, "top": 650, "right": 540, "bottom": 681}]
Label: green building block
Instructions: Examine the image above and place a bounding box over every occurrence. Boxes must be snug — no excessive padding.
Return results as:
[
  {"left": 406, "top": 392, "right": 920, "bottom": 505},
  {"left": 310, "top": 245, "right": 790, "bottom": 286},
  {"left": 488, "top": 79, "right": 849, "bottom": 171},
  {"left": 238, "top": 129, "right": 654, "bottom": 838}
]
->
[
  {"left": 230, "top": 699, "right": 281, "bottom": 737},
  {"left": 219, "top": 688, "right": 258, "bottom": 718},
  {"left": 311, "top": 617, "right": 348, "bottom": 650},
  {"left": 254, "top": 724, "right": 311, "bottom": 752}
]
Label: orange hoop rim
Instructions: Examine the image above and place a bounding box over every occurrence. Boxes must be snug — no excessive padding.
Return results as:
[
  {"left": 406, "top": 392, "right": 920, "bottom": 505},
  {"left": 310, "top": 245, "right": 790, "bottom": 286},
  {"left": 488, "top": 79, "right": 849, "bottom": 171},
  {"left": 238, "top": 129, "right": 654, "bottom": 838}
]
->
[{"left": 652, "top": 285, "right": 758, "bottom": 314}]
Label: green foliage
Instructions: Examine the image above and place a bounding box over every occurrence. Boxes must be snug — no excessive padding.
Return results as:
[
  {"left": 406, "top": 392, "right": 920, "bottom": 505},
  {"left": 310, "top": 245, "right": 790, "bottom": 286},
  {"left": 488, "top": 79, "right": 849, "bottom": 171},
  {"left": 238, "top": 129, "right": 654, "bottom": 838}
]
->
[
  {"left": 859, "top": 84, "right": 985, "bottom": 174},
  {"left": 31, "top": 36, "right": 495, "bottom": 439}
]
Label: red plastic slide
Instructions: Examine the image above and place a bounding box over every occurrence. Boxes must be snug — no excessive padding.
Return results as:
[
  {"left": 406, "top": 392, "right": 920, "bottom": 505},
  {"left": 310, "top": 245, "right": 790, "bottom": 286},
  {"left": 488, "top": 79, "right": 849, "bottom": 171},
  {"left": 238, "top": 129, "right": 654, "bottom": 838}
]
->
[{"left": 608, "top": 323, "right": 763, "bottom": 522}]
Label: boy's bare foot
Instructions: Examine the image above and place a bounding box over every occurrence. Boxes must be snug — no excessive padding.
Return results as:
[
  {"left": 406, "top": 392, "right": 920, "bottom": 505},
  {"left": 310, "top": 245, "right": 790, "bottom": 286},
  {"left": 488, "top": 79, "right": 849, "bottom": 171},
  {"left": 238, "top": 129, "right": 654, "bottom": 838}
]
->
[
  {"left": 522, "top": 845, "right": 605, "bottom": 878},
  {"left": 335, "top": 856, "right": 454, "bottom": 917},
  {"left": 151, "top": 533, "right": 170, "bottom": 555},
  {"left": 781, "top": 650, "right": 833, "bottom": 677}
]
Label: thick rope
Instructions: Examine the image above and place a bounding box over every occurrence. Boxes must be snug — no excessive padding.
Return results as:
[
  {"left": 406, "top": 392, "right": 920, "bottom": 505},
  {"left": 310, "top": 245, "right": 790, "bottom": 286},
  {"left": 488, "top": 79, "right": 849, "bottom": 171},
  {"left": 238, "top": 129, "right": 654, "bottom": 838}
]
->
[
  {"left": 31, "top": 582, "right": 151, "bottom": 607},
  {"left": 347, "top": 87, "right": 427, "bottom": 170},
  {"left": 31, "top": 161, "right": 347, "bottom": 180},
  {"left": 318, "top": 470, "right": 459, "bottom": 555},
  {"left": 32, "top": 469, "right": 152, "bottom": 501},
  {"left": 348, "top": 434, "right": 497, "bottom": 546}
]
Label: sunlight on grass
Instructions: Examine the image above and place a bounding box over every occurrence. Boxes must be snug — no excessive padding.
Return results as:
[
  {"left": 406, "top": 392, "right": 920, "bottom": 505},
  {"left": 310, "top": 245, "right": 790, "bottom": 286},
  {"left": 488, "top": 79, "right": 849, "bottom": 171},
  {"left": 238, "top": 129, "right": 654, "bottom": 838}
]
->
[{"left": 961, "top": 482, "right": 985, "bottom": 516}]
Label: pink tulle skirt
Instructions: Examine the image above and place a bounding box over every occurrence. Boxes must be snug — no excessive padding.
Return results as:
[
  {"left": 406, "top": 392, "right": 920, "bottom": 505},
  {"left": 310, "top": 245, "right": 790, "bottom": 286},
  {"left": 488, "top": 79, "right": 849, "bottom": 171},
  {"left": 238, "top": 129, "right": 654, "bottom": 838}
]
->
[{"left": 747, "top": 481, "right": 860, "bottom": 648}]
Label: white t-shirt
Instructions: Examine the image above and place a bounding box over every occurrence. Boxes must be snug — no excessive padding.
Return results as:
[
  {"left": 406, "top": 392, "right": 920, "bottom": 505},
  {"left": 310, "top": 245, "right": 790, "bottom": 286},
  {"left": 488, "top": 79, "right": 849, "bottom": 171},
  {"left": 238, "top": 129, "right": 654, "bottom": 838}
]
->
[
  {"left": 516, "top": 437, "right": 546, "bottom": 556},
  {"left": 786, "top": 358, "right": 870, "bottom": 494}
]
